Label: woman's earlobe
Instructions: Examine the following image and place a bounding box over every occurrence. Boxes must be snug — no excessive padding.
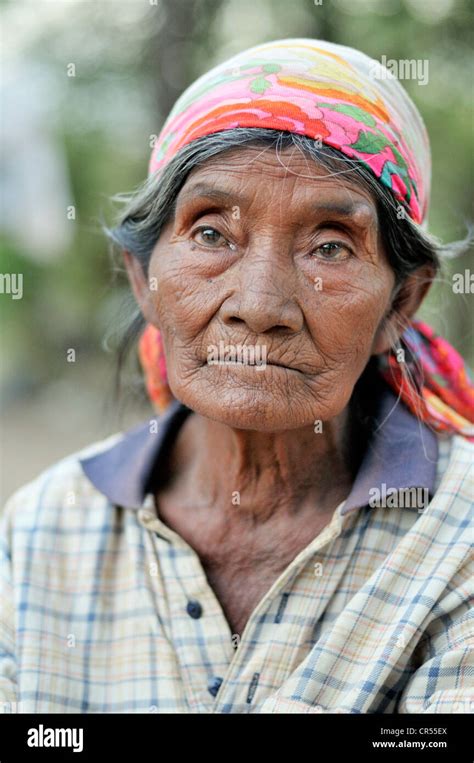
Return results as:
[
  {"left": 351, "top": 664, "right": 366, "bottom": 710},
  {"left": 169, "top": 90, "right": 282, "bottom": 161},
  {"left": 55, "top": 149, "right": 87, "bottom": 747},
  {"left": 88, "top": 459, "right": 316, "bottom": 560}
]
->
[
  {"left": 372, "top": 265, "right": 436, "bottom": 356},
  {"left": 123, "top": 250, "right": 150, "bottom": 311},
  {"left": 371, "top": 314, "right": 400, "bottom": 356},
  {"left": 395, "top": 265, "right": 436, "bottom": 319}
]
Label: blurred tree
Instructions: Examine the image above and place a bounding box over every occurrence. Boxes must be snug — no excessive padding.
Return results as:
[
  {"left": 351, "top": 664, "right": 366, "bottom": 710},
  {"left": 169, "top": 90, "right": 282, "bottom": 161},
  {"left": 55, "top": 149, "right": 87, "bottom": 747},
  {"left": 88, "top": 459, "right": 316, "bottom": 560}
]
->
[{"left": 152, "top": 0, "right": 227, "bottom": 119}]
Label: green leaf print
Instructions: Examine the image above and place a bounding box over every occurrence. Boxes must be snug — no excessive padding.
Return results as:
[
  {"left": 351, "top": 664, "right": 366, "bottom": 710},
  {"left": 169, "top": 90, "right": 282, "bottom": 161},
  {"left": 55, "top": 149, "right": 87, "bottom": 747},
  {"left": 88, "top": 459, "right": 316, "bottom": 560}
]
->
[
  {"left": 315, "top": 103, "right": 376, "bottom": 128},
  {"left": 351, "top": 130, "right": 392, "bottom": 154},
  {"left": 250, "top": 76, "right": 273, "bottom": 94}
]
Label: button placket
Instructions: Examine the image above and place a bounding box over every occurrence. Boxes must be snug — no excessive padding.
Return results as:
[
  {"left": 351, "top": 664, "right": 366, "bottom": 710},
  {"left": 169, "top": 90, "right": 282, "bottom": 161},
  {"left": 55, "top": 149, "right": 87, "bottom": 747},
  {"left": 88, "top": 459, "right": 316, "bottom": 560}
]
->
[
  {"left": 138, "top": 502, "right": 177, "bottom": 543},
  {"left": 137, "top": 502, "right": 214, "bottom": 709},
  {"left": 142, "top": 513, "right": 235, "bottom": 711},
  {"left": 139, "top": 497, "right": 352, "bottom": 712},
  {"left": 212, "top": 503, "right": 350, "bottom": 712}
]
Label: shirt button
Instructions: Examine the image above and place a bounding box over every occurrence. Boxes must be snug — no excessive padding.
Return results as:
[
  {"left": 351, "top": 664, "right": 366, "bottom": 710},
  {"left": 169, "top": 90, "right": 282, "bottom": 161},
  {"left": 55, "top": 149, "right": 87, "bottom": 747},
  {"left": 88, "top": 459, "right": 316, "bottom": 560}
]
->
[
  {"left": 186, "top": 600, "right": 203, "bottom": 619},
  {"left": 139, "top": 509, "right": 156, "bottom": 524},
  {"left": 208, "top": 677, "right": 223, "bottom": 697}
]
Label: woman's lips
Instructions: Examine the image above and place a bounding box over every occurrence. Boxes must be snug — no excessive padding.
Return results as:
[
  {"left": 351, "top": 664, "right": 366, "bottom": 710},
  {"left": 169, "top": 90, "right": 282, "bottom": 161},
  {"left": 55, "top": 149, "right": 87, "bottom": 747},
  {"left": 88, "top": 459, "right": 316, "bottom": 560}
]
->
[
  {"left": 202, "top": 341, "right": 305, "bottom": 373},
  {"left": 204, "top": 359, "right": 300, "bottom": 372}
]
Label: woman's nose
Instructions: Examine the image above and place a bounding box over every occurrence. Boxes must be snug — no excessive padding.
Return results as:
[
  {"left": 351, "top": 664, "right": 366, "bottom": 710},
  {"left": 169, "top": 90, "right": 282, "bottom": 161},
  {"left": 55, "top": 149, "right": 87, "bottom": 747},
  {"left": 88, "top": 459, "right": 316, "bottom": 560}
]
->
[{"left": 219, "top": 245, "right": 304, "bottom": 335}]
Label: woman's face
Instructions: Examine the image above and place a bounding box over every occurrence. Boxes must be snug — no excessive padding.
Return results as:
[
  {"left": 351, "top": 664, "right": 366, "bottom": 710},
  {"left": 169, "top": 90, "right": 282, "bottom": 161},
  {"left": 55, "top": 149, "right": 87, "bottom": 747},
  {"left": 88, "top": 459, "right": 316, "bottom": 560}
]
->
[{"left": 135, "top": 146, "right": 397, "bottom": 431}]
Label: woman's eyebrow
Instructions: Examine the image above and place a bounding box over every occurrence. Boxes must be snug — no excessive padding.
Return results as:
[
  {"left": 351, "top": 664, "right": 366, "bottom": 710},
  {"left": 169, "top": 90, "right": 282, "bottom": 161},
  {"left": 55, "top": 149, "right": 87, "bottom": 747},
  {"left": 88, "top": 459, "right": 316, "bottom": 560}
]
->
[
  {"left": 176, "top": 183, "right": 242, "bottom": 207},
  {"left": 310, "top": 201, "right": 378, "bottom": 229},
  {"left": 311, "top": 201, "right": 372, "bottom": 217},
  {"left": 175, "top": 183, "right": 375, "bottom": 224}
]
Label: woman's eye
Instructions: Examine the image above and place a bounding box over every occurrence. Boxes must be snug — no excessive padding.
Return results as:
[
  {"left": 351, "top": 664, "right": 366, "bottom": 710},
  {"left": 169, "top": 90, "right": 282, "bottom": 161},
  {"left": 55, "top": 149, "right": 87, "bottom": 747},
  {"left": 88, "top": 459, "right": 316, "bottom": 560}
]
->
[
  {"left": 192, "top": 226, "right": 227, "bottom": 248},
  {"left": 311, "top": 241, "right": 351, "bottom": 260}
]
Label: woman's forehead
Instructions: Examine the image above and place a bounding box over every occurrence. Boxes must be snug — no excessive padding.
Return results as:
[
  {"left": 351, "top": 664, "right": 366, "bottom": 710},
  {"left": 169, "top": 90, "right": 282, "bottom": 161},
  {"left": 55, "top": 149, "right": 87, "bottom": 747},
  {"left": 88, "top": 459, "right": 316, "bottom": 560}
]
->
[{"left": 176, "top": 148, "right": 378, "bottom": 225}]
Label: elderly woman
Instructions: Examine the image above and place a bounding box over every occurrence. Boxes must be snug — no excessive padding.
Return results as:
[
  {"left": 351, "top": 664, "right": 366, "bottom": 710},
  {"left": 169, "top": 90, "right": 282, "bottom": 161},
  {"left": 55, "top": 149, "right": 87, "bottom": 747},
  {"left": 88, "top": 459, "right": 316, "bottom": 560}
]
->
[{"left": 1, "top": 39, "right": 473, "bottom": 715}]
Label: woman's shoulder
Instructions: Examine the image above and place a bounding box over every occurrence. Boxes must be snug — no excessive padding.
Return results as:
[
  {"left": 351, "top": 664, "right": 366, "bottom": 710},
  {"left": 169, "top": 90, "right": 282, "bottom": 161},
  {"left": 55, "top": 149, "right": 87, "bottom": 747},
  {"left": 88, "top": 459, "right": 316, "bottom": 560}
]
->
[
  {"left": 432, "top": 432, "right": 473, "bottom": 516},
  {"left": 436, "top": 431, "right": 473, "bottom": 476}
]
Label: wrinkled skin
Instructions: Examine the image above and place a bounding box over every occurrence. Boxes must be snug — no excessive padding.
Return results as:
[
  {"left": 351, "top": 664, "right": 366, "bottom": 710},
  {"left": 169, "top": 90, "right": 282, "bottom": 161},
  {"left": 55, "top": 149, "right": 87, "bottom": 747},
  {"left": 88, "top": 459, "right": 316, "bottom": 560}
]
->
[{"left": 125, "top": 146, "right": 433, "bottom": 634}]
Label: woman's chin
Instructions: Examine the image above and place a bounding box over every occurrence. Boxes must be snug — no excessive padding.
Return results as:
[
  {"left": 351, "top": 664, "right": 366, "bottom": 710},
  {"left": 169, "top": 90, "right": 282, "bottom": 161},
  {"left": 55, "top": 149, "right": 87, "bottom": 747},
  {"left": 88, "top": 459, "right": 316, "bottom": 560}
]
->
[{"left": 173, "top": 369, "right": 331, "bottom": 432}]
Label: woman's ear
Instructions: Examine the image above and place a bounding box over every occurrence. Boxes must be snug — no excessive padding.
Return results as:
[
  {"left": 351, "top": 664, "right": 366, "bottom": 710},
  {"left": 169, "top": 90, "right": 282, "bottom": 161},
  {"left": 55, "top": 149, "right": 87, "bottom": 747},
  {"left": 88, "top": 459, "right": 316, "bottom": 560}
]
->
[
  {"left": 372, "top": 264, "right": 436, "bottom": 355},
  {"left": 123, "top": 250, "right": 147, "bottom": 305},
  {"left": 123, "top": 250, "right": 157, "bottom": 324}
]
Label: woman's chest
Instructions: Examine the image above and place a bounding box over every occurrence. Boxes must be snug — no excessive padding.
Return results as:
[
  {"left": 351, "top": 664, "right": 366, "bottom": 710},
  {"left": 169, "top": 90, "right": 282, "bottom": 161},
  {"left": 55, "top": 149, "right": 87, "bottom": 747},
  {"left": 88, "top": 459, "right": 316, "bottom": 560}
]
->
[
  {"left": 154, "top": 495, "right": 336, "bottom": 635},
  {"left": 201, "top": 558, "right": 289, "bottom": 637},
  {"left": 196, "top": 519, "right": 332, "bottom": 635}
]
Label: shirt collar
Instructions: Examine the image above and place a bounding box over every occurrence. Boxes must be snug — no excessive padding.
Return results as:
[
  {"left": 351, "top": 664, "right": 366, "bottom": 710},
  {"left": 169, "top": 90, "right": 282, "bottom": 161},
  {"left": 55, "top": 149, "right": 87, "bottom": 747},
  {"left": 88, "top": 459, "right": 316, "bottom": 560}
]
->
[{"left": 80, "top": 386, "right": 438, "bottom": 514}]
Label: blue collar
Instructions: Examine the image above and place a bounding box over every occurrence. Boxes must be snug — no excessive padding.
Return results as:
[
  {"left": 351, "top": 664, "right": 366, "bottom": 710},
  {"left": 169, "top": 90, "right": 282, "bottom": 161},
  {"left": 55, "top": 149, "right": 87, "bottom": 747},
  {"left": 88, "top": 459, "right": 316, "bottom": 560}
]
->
[{"left": 80, "top": 386, "right": 438, "bottom": 514}]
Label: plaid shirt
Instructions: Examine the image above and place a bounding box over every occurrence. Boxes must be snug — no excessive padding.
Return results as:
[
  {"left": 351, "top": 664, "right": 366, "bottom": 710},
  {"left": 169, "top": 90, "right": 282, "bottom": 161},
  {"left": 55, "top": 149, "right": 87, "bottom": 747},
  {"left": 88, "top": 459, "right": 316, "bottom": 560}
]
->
[{"left": 1, "top": 385, "right": 473, "bottom": 714}]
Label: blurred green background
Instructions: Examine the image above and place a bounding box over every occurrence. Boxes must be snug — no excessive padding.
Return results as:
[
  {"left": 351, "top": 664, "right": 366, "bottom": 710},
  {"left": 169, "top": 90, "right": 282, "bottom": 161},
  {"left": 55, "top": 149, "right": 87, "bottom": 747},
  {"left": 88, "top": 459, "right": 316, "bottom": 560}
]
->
[{"left": 1, "top": 0, "right": 473, "bottom": 503}]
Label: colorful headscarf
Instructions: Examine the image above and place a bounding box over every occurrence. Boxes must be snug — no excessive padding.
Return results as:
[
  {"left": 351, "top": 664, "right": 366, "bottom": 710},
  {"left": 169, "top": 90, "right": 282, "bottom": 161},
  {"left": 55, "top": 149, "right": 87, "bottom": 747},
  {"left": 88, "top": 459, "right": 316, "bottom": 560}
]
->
[{"left": 137, "top": 38, "right": 473, "bottom": 439}]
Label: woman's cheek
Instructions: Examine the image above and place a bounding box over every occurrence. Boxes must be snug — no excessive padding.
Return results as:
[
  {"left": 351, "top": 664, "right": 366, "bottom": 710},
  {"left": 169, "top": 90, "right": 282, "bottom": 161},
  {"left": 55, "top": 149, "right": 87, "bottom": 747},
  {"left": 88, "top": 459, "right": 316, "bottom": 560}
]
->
[
  {"left": 148, "top": 271, "right": 211, "bottom": 347},
  {"left": 306, "top": 270, "right": 392, "bottom": 360}
]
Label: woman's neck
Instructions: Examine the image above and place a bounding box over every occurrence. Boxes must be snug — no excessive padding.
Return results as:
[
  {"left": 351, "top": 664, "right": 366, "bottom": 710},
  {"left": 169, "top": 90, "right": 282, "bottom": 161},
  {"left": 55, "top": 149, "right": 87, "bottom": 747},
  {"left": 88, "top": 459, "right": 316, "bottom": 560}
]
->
[{"left": 158, "top": 400, "right": 364, "bottom": 524}]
